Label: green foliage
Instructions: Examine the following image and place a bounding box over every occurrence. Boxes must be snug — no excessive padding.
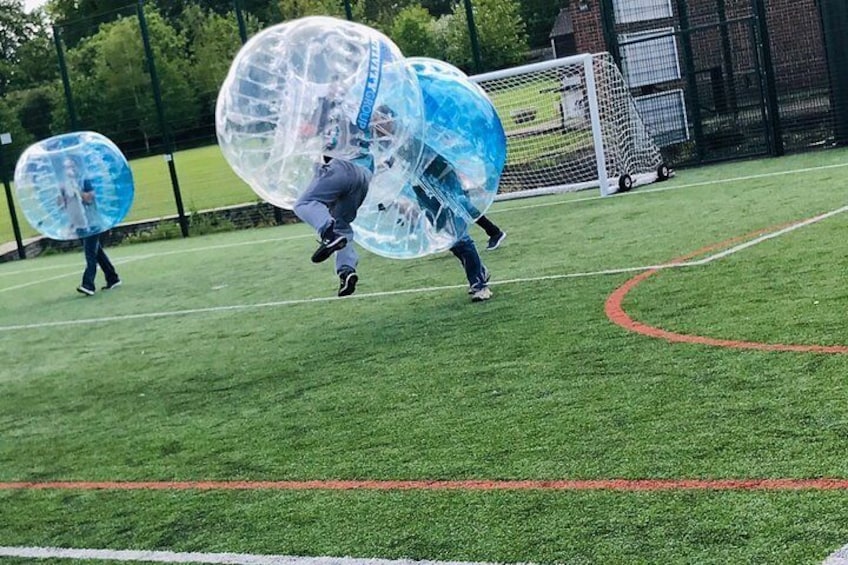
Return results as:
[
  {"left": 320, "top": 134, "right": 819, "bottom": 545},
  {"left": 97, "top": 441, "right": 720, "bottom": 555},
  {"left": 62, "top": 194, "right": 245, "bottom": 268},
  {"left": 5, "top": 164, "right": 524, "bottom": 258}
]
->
[
  {"left": 60, "top": 7, "right": 199, "bottom": 151},
  {"left": 180, "top": 5, "right": 247, "bottom": 115},
  {"left": 390, "top": 4, "right": 443, "bottom": 59},
  {"left": 187, "top": 207, "right": 237, "bottom": 235},
  {"left": 521, "top": 0, "right": 566, "bottom": 48},
  {"left": 443, "top": 0, "right": 529, "bottom": 72},
  {"left": 120, "top": 220, "right": 183, "bottom": 244},
  {"left": 17, "top": 86, "right": 54, "bottom": 140},
  {"left": 0, "top": 95, "right": 34, "bottom": 176},
  {"left": 277, "top": 0, "right": 349, "bottom": 21},
  {"left": 0, "top": 0, "right": 52, "bottom": 96}
]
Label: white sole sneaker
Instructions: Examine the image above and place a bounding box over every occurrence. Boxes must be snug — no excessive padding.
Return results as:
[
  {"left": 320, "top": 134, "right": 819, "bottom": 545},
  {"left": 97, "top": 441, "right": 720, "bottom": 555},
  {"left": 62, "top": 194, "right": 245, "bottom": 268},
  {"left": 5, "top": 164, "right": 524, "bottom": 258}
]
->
[{"left": 470, "top": 287, "right": 492, "bottom": 302}]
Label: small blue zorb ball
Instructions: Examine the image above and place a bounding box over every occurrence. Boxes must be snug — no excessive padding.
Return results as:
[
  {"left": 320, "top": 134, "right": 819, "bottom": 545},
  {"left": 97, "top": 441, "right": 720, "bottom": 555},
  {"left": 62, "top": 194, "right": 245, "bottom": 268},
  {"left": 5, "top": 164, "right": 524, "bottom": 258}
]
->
[
  {"left": 14, "top": 131, "right": 134, "bottom": 241},
  {"left": 352, "top": 57, "right": 507, "bottom": 258}
]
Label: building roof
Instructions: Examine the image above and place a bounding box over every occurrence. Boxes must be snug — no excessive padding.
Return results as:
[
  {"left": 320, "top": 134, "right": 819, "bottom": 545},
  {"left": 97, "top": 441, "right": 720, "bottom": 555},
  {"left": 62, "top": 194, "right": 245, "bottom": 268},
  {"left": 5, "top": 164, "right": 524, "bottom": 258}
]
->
[{"left": 550, "top": 7, "right": 574, "bottom": 38}]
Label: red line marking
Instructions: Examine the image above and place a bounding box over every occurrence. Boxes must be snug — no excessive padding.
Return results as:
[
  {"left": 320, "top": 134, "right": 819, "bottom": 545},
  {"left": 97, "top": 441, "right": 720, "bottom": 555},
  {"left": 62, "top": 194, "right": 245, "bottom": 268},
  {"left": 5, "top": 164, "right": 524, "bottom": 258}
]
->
[
  {"left": 605, "top": 223, "right": 848, "bottom": 354},
  {"left": 2, "top": 478, "right": 848, "bottom": 491}
]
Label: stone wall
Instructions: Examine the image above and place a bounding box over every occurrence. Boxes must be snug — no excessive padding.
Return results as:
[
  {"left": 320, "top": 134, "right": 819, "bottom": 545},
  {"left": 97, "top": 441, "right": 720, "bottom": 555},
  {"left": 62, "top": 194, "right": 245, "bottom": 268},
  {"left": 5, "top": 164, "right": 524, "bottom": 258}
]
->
[{"left": 0, "top": 201, "right": 298, "bottom": 263}]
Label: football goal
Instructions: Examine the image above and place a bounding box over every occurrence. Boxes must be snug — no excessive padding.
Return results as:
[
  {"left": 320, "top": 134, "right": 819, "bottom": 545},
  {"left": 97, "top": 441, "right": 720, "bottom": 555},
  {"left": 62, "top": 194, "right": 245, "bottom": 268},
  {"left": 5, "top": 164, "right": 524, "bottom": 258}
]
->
[{"left": 470, "top": 52, "right": 670, "bottom": 199}]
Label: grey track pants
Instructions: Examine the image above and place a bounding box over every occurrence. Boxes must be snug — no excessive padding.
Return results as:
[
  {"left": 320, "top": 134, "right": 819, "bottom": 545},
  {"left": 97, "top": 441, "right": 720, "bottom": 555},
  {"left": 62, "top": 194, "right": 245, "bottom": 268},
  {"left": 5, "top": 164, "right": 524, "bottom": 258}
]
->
[{"left": 294, "top": 158, "right": 372, "bottom": 273}]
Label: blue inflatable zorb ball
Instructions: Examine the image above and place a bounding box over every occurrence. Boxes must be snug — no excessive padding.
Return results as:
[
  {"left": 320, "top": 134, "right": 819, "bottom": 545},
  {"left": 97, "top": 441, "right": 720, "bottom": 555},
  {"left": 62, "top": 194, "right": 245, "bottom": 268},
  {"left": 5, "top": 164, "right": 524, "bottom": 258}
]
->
[
  {"left": 14, "top": 131, "right": 134, "bottom": 241},
  {"left": 353, "top": 57, "right": 507, "bottom": 258}
]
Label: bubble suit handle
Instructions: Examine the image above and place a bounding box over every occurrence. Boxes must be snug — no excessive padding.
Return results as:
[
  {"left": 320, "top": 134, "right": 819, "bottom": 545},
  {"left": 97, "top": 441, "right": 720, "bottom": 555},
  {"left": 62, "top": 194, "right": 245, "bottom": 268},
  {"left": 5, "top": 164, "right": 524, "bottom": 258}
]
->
[{"left": 13, "top": 131, "right": 135, "bottom": 241}]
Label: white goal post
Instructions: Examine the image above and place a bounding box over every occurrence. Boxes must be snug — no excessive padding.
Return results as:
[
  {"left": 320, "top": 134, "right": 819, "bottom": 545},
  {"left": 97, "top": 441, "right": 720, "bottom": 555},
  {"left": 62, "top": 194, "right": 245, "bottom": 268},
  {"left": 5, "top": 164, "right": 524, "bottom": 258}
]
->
[{"left": 470, "top": 52, "right": 670, "bottom": 199}]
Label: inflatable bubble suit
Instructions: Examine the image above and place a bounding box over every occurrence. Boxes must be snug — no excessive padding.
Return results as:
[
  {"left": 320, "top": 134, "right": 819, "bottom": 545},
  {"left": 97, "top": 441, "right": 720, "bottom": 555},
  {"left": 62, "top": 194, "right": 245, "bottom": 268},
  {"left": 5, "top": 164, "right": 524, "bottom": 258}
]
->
[
  {"left": 216, "top": 16, "right": 424, "bottom": 213},
  {"left": 353, "top": 57, "right": 508, "bottom": 257},
  {"left": 13, "top": 131, "right": 134, "bottom": 241},
  {"left": 216, "top": 17, "right": 506, "bottom": 259}
]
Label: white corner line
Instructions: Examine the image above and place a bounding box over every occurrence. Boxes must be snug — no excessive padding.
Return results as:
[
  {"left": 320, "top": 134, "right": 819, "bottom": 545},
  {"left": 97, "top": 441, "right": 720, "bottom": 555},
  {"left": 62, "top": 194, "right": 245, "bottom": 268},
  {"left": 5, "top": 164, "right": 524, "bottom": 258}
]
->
[{"left": 0, "top": 546, "right": 524, "bottom": 565}]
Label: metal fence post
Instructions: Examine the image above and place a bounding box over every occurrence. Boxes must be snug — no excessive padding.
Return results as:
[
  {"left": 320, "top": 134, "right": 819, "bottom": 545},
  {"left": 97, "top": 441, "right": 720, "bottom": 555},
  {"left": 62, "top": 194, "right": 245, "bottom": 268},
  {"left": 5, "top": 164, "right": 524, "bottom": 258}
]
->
[
  {"left": 462, "top": 0, "right": 482, "bottom": 73},
  {"left": 234, "top": 0, "right": 248, "bottom": 44},
  {"left": 674, "top": 0, "right": 706, "bottom": 162},
  {"left": 597, "top": 0, "right": 621, "bottom": 68},
  {"left": 0, "top": 135, "right": 25, "bottom": 260},
  {"left": 818, "top": 0, "right": 848, "bottom": 146},
  {"left": 52, "top": 26, "right": 79, "bottom": 131},
  {"left": 137, "top": 0, "right": 190, "bottom": 237},
  {"left": 752, "top": 0, "right": 784, "bottom": 156}
]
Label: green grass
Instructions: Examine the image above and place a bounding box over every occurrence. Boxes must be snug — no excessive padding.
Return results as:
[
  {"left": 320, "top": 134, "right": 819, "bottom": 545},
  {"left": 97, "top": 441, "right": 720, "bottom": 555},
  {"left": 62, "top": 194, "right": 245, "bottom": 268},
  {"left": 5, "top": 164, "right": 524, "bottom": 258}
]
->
[{"left": 2, "top": 148, "right": 848, "bottom": 563}]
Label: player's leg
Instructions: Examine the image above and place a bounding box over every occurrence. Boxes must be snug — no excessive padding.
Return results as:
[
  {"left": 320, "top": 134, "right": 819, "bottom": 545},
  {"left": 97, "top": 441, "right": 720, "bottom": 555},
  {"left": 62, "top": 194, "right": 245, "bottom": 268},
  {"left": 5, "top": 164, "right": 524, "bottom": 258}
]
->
[
  {"left": 294, "top": 160, "right": 352, "bottom": 263},
  {"left": 450, "top": 234, "right": 492, "bottom": 302},
  {"left": 476, "top": 215, "right": 506, "bottom": 250}
]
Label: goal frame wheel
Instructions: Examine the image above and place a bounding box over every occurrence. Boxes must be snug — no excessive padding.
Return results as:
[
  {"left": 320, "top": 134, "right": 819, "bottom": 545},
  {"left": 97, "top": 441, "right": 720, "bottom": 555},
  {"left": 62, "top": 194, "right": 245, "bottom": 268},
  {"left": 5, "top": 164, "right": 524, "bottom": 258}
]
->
[
  {"left": 657, "top": 163, "right": 671, "bottom": 181},
  {"left": 618, "top": 174, "right": 633, "bottom": 193}
]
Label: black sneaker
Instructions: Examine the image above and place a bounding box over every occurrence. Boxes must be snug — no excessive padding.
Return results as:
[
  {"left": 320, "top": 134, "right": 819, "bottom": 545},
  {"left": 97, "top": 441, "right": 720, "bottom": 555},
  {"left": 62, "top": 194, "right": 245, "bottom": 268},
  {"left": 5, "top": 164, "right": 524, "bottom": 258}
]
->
[
  {"left": 338, "top": 269, "right": 359, "bottom": 297},
  {"left": 486, "top": 231, "right": 506, "bottom": 251},
  {"left": 76, "top": 285, "right": 95, "bottom": 296},
  {"left": 311, "top": 225, "right": 347, "bottom": 263},
  {"left": 102, "top": 279, "right": 122, "bottom": 290}
]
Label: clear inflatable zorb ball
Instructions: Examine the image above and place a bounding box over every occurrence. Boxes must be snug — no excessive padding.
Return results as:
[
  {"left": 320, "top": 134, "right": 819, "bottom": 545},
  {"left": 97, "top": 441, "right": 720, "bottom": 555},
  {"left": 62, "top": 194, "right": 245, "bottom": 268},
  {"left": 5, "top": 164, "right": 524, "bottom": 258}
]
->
[
  {"left": 351, "top": 57, "right": 507, "bottom": 258},
  {"left": 13, "top": 131, "right": 134, "bottom": 241},
  {"left": 215, "top": 16, "right": 424, "bottom": 210}
]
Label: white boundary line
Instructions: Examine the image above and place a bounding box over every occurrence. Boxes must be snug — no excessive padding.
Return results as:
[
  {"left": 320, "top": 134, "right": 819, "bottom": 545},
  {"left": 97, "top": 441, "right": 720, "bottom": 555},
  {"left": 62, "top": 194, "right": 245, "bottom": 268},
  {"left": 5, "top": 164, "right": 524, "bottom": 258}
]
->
[
  {"left": 2, "top": 159, "right": 844, "bottom": 279},
  {"left": 0, "top": 233, "right": 314, "bottom": 278},
  {"left": 0, "top": 546, "right": 514, "bottom": 565},
  {"left": 825, "top": 544, "right": 848, "bottom": 565},
  {"left": 490, "top": 161, "right": 848, "bottom": 214},
  {"left": 1, "top": 203, "right": 845, "bottom": 333}
]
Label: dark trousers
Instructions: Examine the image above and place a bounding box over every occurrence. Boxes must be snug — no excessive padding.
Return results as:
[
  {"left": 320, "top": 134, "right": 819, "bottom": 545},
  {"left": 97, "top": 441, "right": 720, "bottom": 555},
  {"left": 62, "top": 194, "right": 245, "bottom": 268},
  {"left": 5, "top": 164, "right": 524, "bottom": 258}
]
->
[
  {"left": 476, "top": 215, "right": 501, "bottom": 238},
  {"left": 450, "top": 235, "right": 488, "bottom": 291},
  {"left": 81, "top": 234, "right": 118, "bottom": 291}
]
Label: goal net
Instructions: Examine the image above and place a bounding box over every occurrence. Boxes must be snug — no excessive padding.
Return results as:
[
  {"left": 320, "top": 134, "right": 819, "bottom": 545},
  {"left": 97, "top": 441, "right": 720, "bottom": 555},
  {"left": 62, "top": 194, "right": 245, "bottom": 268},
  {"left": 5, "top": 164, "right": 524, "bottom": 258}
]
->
[{"left": 470, "top": 52, "right": 668, "bottom": 199}]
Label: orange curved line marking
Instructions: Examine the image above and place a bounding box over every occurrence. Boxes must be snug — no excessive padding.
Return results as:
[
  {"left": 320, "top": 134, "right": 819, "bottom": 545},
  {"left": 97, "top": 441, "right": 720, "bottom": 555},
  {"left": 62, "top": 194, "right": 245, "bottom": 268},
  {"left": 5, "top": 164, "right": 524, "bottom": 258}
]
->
[
  {"left": 605, "top": 223, "right": 848, "bottom": 354},
  {"left": 2, "top": 478, "right": 848, "bottom": 491}
]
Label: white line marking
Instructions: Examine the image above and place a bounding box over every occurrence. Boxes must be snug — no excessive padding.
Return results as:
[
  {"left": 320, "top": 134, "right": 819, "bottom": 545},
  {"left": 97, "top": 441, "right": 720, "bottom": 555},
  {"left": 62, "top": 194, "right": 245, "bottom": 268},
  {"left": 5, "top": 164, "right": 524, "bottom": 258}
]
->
[
  {"left": 687, "top": 205, "right": 848, "bottom": 265},
  {"left": 491, "top": 161, "right": 848, "bottom": 214},
  {"left": 0, "top": 546, "right": 513, "bottom": 565},
  {"left": 3, "top": 159, "right": 844, "bottom": 278},
  {"left": 1, "top": 199, "right": 842, "bottom": 333},
  {"left": 824, "top": 544, "right": 848, "bottom": 565},
  {"left": 0, "top": 233, "right": 314, "bottom": 278}
]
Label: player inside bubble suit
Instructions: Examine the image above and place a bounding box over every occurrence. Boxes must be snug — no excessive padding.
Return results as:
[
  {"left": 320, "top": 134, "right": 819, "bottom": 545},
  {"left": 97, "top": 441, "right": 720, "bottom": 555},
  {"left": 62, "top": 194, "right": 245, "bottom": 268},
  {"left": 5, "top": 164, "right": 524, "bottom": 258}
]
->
[
  {"left": 292, "top": 87, "right": 403, "bottom": 297},
  {"left": 377, "top": 135, "right": 494, "bottom": 302}
]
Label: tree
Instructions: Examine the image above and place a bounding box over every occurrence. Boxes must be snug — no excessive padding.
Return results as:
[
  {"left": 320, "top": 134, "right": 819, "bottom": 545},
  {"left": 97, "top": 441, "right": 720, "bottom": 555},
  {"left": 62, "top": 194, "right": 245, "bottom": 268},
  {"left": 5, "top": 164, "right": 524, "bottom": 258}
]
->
[
  {"left": 0, "top": 0, "right": 51, "bottom": 96},
  {"left": 181, "top": 5, "right": 255, "bottom": 117},
  {"left": 60, "top": 7, "right": 199, "bottom": 153},
  {"left": 390, "top": 5, "right": 442, "bottom": 59},
  {"left": 443, "top": 0, "right": 529, "bottom": 73},
  {"left": 18, "top": 87, "right": 55, "bottom": 140},
  {"left": 277, "top": 0, "right": 349, "bottom": 20},
  {"left": 0, "top": 95, "right": 35, "bottom": 178},
  {"left": 521, "top": 0, "right": 567, "bottom": 49}
]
